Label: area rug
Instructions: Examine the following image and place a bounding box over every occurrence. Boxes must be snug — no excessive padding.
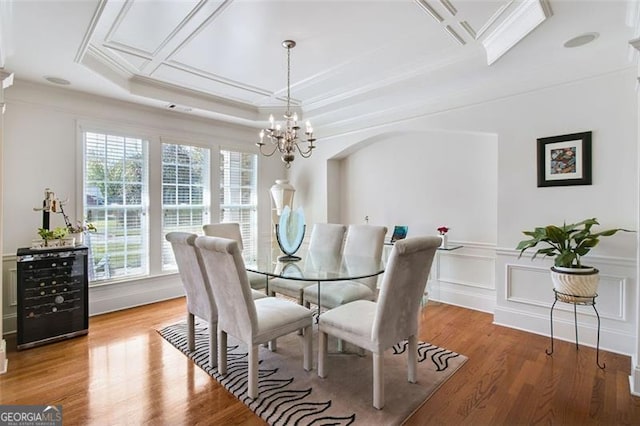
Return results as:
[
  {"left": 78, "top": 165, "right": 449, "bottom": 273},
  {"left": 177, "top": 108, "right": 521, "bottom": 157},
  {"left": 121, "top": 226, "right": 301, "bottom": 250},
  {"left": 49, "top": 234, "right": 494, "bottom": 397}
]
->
[{"left": 158, "top": 321, "right": 467, "bottom": 425}]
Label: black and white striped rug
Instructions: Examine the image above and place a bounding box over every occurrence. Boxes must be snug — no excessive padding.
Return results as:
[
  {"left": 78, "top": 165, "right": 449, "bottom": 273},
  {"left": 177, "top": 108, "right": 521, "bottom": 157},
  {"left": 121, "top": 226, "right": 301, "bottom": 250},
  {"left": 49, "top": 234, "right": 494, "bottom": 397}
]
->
[{"left": 158, "top": 321, "right": 467, "bottom": 425}]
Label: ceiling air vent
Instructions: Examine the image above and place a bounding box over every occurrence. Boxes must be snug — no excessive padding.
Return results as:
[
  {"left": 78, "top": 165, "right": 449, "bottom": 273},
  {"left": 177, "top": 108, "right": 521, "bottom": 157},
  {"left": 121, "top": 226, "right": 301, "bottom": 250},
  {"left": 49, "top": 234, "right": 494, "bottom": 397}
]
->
[{"left": 165, "top": 103, "right": 193, "bottom": 113}]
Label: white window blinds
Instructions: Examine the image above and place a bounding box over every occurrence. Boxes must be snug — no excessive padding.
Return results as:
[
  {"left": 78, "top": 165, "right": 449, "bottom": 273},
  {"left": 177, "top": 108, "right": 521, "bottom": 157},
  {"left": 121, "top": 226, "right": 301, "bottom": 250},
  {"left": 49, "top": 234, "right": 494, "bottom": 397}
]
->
[
  {"left": 83, "top": 131, "right": 149, "bottom": 281},
  {"left": 219, "top": 150, "right": 258, "bottom": 261},
  {"left": 161, "top": 143, "right": 211, "bottom": 270}
]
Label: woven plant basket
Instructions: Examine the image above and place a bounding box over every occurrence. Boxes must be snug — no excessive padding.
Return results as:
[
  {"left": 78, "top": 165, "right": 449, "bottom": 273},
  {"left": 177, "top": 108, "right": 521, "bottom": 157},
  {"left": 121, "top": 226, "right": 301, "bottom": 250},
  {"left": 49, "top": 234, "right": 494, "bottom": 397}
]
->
[{"left": 550, "top": 266, "right": 600, "bottom": 303}]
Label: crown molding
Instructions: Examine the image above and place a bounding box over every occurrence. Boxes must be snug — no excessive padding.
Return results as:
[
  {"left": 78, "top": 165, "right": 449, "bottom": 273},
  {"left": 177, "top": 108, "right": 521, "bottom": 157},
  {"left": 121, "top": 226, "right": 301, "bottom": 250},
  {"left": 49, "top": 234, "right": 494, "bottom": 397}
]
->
[
  {"left": 482, "top": 0, "right": 552, "bottom": 65},
  {"left": 128, "top": 75, "right": 259, "bottom": 122},
  {"left": 74, "top": 0, "right": 108, "bottom": 63}
]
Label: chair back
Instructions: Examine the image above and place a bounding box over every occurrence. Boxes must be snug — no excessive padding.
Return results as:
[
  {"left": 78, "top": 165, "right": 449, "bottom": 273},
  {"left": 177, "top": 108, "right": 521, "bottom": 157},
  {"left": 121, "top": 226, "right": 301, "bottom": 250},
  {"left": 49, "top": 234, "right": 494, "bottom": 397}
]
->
[
  {"left": 342, "top": 224, "right": 387, "bottom": 290},
  {"left": 165, "top": 232, "right": 217, "bottom": 321},
  {"left": 372, "top": 236, "right": 440, "bottom": 348},
  {"left": 203, "top": 223, "right": 244, "bottom": 251},
  {"left": 195, "top": 236, "right": 257, "bottom": 341},
  {"left": 308, "top": 223, "right": 346, "bottom": 253}
]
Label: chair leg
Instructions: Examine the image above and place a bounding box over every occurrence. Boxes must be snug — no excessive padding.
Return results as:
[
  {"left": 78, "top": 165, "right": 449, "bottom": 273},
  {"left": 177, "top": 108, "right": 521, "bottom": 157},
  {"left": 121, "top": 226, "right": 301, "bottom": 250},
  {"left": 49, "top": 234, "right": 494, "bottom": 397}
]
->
[
  {"left": 304, "top": 301, "right": 311, "bottom": 309},
  {"left": 187, "top": 313, "right": 195, "bottom": 352},
  {"left": 303, "top": 325, "right": 312, "bottom": 371},
  {"left": 248, "top": 344, "right": 259, "bottom": 399},
  {"left": 373, "top": 352, "right": 384, "bottom": 410},
  {"left": 268, "top": 339, "right": 278, "bottom": 352},
  {"left": 218, "top": 330, "right": 227, "bottom": 375},
  {"left": 318, "top": 331, "right": 328, "bottom": 378},
  {"left": 208, "top": 320, "right": 218, "bottom": 368},
  {"left": 408, "top": 335, "right": 417, "bottom": 383}
]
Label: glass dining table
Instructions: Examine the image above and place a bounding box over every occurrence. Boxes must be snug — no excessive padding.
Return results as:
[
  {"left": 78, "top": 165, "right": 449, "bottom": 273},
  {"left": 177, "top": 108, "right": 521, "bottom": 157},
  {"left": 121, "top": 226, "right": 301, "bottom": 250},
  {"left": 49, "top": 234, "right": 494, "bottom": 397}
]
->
[{"left": 244, "top": 247, "right": 385, "bottom": 312}]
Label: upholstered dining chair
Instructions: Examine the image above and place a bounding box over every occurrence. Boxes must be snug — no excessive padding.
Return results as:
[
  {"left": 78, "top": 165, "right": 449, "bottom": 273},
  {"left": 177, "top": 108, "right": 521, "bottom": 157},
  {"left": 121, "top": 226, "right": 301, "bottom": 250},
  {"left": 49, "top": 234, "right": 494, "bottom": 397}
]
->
[
  {"left": 303, "top": 224, "right": 387, "bottom": 310},
  {"left": 202, "top": 222, "right": 267, "bottom": 292},
  {"left": 165, "top": 232, "right": 266, "bottom": 368},
  {"left": 194, "top": 235, "right": 313, "bottom": 400},
  {"left": 269, "top": 223, "right": 347, "bottom": 304},
  {"left": 317, "top": 236, "right": 441, "bottom": 409}
]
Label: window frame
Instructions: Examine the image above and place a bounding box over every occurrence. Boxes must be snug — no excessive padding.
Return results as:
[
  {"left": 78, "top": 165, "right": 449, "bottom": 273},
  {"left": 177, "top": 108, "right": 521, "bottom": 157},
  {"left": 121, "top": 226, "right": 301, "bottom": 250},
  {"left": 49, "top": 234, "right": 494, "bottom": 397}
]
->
[
  {"left": 79, "top": 125, "right": 151, "bottom": 283},
  {"left": 76, "top": 121, "right": 265, "bottom": 286},
  {"left": 218, "top": 146, "right": 259, "bottom": 262},
  {"left": 160, "top": 140, "right": 212, "bottom": 271}
]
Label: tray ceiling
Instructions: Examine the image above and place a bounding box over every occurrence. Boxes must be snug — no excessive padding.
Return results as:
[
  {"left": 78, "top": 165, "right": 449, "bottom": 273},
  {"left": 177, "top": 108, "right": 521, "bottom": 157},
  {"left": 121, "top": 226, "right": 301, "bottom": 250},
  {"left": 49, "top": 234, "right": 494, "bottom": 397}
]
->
[{"left": 0, "top": 0, "right": 637, "bottom": 134}]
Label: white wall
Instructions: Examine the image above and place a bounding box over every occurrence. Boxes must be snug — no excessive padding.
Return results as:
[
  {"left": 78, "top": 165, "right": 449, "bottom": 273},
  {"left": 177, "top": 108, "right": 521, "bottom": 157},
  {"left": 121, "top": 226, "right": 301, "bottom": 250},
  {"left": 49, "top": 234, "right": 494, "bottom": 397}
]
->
[
  {"left": 338, "top": 130, "right": 497, "bottom": 242},
  {"left": 290, "top": 68, "right": 638, "bottom": 355},
  {"left": 1, "top": 81, "right": 284, "bottom": 334}
]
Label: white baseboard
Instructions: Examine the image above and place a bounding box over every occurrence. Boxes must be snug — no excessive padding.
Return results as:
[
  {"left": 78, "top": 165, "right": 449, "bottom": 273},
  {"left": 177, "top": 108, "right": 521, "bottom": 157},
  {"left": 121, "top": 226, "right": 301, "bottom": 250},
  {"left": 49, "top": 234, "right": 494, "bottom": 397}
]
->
[
  {"left": 2, "top": 273, "right": 185, "bottom": 335},
  {"left": 429, "top": 280, "right": 496, "bottom": 313},
  {"left": 88, "top": 273, "right": 184, "bottom": 316},
  {"left": 630, "top": 355, "right": 640, "bottom": 396},
  {"left": 494, "top": 306, "right": 634, "bottom": 355}
]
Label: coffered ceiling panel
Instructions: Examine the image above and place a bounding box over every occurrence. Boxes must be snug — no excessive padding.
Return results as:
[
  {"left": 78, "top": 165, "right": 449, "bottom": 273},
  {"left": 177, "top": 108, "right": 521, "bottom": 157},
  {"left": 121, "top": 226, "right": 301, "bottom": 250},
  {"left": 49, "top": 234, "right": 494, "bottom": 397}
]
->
[
  {"left": 107, "top": 0, "right": 202, "bottom": 55},
  {"left": 1, "top": 0, "right": 636, "bottom": 133}
]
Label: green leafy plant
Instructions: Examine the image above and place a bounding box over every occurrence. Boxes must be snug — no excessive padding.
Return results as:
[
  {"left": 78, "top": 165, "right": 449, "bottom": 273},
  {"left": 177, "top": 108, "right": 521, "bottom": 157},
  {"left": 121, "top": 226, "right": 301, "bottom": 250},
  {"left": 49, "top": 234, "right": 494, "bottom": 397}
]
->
[
  {"left": 516, "top": 218, "right": 632, "bottom": 268},
  {"left": 37, "top": 227, "right": 55, "bottom": 242},
  {"left": 37, "top": 226, "right": 68, "bottom": 242}
]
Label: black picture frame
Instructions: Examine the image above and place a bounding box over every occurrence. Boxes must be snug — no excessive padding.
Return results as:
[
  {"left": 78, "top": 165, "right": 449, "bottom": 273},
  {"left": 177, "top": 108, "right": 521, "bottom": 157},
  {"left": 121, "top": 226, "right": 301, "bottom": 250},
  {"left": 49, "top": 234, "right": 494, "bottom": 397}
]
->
[{"left": 537, "top": 131, "right": 592, "bottom": 187}]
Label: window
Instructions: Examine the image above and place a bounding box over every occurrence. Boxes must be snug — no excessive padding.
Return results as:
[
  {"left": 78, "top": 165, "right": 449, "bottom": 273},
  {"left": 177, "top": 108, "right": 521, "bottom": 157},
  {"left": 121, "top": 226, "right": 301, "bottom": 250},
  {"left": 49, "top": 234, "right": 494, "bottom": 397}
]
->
[
  {"left": 81, "top": 126, "right": 259, "bottom": 285},
  {"left": 161, "top": 143, "right": 210, "bottom": 270},
  {"left": 83, "top": 131, "right": 149, "bottom": 281},
  {"left": 219, "top": 150, "right": 258, "bottom": 261}
]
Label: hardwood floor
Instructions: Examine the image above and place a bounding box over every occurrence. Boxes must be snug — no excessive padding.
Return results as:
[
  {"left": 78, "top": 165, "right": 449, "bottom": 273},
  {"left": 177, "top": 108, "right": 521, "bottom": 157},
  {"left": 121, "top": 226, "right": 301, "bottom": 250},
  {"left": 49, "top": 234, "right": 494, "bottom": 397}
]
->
[{"left": 2, "top": 298, "right": 640, "bottom": 425}]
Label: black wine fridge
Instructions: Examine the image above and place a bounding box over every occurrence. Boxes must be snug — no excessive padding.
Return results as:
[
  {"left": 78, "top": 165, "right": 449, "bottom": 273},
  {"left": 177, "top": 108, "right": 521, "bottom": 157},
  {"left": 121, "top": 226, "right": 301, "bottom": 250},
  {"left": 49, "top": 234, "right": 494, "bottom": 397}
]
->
[{"left": 16, "top": 246, "right": 89, "bottom": 350}]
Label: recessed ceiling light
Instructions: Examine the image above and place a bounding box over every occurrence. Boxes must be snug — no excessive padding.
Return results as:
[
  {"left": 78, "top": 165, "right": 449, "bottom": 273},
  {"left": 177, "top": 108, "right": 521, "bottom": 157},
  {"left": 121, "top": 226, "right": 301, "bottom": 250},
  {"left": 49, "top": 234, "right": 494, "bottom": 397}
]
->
[
  {"left": 564, "top": 32, "right": 599, "bottom": 48},
  {"left": 44, "top": 76, "right": 71, "bottom": 85}
]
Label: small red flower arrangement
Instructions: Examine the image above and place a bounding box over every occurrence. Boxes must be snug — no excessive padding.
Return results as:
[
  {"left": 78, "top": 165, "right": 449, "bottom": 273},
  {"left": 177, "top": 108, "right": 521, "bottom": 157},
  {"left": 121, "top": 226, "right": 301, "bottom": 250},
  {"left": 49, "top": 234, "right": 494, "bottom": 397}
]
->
[{"left": 437, "top": 226, "right": 449, "bottom": 235}]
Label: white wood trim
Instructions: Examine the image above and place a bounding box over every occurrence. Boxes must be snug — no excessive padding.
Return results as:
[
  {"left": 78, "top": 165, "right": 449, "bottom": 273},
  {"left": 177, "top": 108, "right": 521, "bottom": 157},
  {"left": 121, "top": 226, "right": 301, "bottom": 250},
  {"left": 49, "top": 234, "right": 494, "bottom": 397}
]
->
[
  {"left": 504, "top": 263, "right": 626, "bottom": 321},
  {"left": 0, "top": 339, "right": 6, "bottom": 374}
]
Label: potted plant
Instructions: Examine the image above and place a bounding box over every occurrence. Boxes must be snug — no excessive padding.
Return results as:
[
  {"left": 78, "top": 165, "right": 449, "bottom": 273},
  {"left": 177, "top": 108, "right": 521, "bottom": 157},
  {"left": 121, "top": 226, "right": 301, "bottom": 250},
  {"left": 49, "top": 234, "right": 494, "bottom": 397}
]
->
[
  {"left": 516, "top": 218, "right": 632, "bottom": 300},
  {"left": 67, "top": 221, "right": 97, "bottom": 246},
  {"left": 37, "top": 226, "right": 69, "bottom": 247}
]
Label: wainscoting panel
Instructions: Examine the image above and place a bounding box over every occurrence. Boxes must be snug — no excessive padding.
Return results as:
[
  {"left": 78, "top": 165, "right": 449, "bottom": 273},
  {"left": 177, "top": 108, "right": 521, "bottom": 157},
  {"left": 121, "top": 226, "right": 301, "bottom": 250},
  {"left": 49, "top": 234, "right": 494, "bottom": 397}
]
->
[
  {"left": 439, "top": 251, "right": 495, "bottom": 290},
  {"left": 430, "top": 242, "right": 496, "bottom": 313},
  {"left": 2, "top": 255, "right": 17, "bottom": 334},
  {"left": 495, "top": 250, "right": 636, "bottom": 356},
  {"left": 505, "top": 264, "right": 625, "bottom": 321}
]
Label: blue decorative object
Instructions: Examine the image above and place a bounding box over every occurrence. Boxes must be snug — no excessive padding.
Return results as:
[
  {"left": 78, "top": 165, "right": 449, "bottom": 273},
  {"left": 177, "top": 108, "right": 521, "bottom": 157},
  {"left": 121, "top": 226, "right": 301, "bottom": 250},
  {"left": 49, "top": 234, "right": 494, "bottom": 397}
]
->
[
  {"left": 276, "top": 206, "right": 306, "bottom": 261},
  {"left": 390, "top": 225, "right": 408, "bottom": 243}
]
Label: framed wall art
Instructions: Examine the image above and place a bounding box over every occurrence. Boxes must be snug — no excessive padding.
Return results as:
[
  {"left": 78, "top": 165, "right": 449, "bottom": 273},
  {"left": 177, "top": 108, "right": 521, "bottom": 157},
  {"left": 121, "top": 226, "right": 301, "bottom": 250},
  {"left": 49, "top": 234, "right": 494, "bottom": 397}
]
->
[{"left": 537, "top": 131, "right": 592, "bottom": 187}]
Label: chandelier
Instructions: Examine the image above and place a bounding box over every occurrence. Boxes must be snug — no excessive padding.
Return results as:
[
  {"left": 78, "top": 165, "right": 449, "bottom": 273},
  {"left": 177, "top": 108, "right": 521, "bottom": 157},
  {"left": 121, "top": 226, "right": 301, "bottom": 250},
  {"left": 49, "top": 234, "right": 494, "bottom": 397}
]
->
[{"left": 257, "top": 40, "right": 316, "bottom": 168}]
